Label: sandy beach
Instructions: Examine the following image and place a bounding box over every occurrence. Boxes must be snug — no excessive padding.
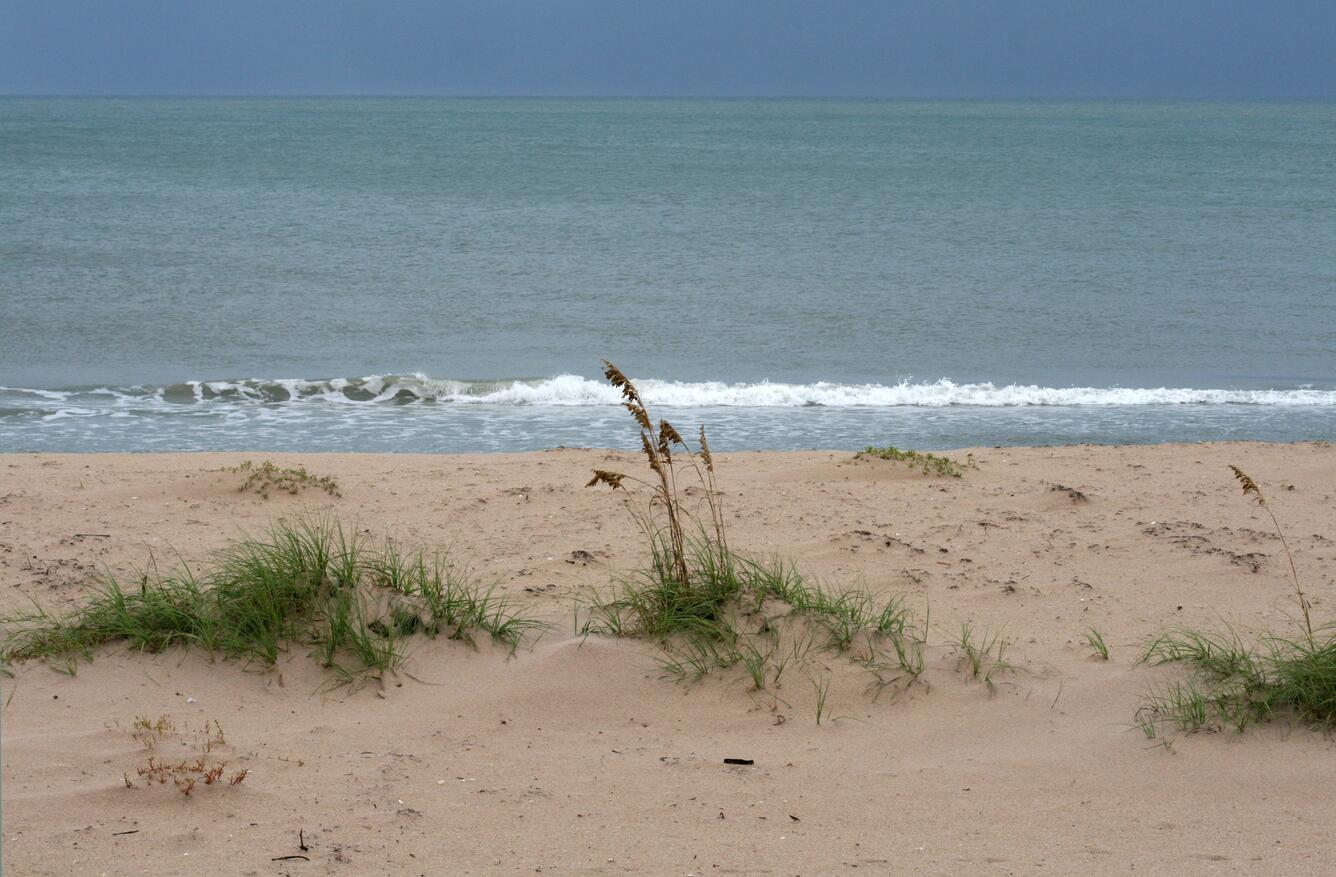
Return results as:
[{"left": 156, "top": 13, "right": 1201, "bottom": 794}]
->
[{"left": 2, "top": 441, "right": 1335, "bottom": 875}]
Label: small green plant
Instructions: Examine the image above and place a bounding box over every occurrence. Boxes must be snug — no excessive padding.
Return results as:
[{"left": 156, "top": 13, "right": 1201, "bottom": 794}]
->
[
  {"left": 1135, "top": 706, "right": 1158, "bottom": 740},
  {"left": 954, "top": 622, "right": 1012, "bottom": 691},
  {"left": 855, "top": 446, "right": 971, "bottom": 478},
  {"left": 231, "top": 459, "right": 341, "bottom": 499},
  {"left": 811, "top": 673, "right": 831, "bottom": 725},
  {"left": 862, "top": 629, "right": 927, "bottom": 700},
  {"left": 655, "top": 636, "right": 731, "bottom": 684},
  {"left": 1084, "top": 628, "right": 1110, "bottom": 661},
  {"left": 738, "top": 638, "right": 771, "bottom": 691},
  {"left": 581, "top": 548, "right": 928, "bottom": 691},
  {"left": 1135, "top": 681, "right": 1214, "bottom": 735}
]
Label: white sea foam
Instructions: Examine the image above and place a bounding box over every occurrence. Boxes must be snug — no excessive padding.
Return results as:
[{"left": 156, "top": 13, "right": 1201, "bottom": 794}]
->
[{"left": 6, "top": 375, "right": 1336, "bottom": 410}]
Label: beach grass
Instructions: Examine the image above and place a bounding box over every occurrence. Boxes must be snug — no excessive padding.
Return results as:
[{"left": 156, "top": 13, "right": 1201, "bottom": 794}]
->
[
  {"left": 581, "top": 544, "right": 928, "bottom": 690},
  {"left": 953, "top": 622, "right": 1012, "bottom": 691},
  {"left": 583, "top": 361, "right": 935, "bottom": 710},
  {"left": 1, "top": 518, "right": 545, "bottom": 685},
  {"left": 1137, "top": 626, "right": 1336, "bottom": 733}
]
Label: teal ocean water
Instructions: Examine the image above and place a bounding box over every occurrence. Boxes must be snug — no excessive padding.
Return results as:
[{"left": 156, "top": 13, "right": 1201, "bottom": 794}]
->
[{"left": 1, "top": 98, "right": 1333, "bottom": 452}]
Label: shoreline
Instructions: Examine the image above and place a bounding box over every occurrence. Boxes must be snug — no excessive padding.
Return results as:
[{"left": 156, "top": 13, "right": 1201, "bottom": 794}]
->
[
  {"left": 3, "top": 435, "right": 1331, "bottom": 456},
  {"left": 4, "top": 440, "right": 1335, "bottom": 874}
]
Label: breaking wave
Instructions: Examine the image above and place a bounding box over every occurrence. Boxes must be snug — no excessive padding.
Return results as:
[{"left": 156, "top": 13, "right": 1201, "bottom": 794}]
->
[{"left": 3, "top": 373, "right": 1335, "bottom": 412}]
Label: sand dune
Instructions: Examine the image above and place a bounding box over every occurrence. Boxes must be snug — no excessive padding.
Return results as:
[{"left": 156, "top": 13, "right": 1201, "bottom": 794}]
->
[{"left": 3, "top": 442, "right": 1335, "bottom": 875}]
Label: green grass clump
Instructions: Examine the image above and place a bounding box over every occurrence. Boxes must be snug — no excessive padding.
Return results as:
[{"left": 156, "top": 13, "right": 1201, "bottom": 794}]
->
[
  {"left": 1135, "top": 466, "right": 1336, "bottom": 735},
  {"left": 953, "top": 622, "right": 1012, "bottom": 692},
  {"left": 583, "top": 362, "right": 933, "bottom": 716},
  {"left": 231, "top": 459, "right": 341, "bottom": 499},
  {"left": 855, "top": 446, "right": 971, "bottom": 478},
  {"left": 1, "top": 519, "right": 544, "bottom": 686},
  {"left": 1137, "top": 627, "right": 1336, "bottom": 734},
  {"left": 581, "top": 543, "right": 926, "bottom": 692}
]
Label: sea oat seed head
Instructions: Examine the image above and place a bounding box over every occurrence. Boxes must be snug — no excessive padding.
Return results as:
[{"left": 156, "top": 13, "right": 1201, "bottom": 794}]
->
[
  {"left": 626, "top": 402, "right": 653, "bottom": 432},
  {"left": 660, "top": 420, "right": 684, "bottom": 446},
  {"left": 640, "top": 434, "right": 663, "bottom": 473},
  {"left": 603, "top": 360, "right": 643, "bottom": 406},
  {"left": 1229, "top": 465, "right": 1266, "bottom": 507},
  {"left": 586, "top": 470, "right": 626, "bottom": 490}
]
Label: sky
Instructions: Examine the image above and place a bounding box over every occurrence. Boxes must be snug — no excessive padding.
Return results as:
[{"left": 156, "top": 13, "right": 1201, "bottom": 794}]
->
[{"left": 2, "top": 0, "right": 1334, "bottom": 98}]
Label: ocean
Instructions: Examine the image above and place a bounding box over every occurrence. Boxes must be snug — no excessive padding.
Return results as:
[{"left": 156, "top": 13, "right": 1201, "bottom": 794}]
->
[{"left": 1, "top": 98, "right": 1333, "bottom": 453}]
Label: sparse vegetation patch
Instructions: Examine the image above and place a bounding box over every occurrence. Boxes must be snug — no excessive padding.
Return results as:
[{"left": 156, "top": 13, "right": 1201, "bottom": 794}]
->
[
  {"left": 855, "top": 446, "right": 971, "bottom": 477},
  {"left": 118, "top": 714, "right": 248, "bottom": 795},
  {"left": 231, "top": 459, "right": 341, "bottom": 499},
  {"left": 953, "top": 622, "right": 1012, "bottom": 691}
]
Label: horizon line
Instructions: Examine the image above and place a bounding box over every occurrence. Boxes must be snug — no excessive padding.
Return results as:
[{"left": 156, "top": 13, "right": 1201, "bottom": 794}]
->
[{"left": 4, "top": 92, "right": 1335, "bottom": 102}]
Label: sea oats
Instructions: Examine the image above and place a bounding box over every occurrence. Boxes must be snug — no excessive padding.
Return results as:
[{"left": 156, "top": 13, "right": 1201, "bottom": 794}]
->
[
  {"left": 699, "top": 427, "right": 713, "bottom": 473},
  {"left": 1229, "top": 465, "right": 1265, "bottom": 506},
  {"left": 586, "top": 470, "right": 627, "bottom": 490},
  {"left": 1229, "top": 465, "right": 1310, "bottom": 643},
  {"left": 660, "top": 420, "right": 684, "bottom": 447}
]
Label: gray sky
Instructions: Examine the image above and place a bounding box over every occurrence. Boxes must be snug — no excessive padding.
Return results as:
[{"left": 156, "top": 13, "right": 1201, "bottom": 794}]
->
[{"left": 3, "top": 0, "right": 1334, "bottom": 98}]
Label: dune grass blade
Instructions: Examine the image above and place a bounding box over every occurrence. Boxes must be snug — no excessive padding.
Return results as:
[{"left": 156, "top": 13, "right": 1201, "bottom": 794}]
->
[
  {"left": 811, "top": 673, "right": 831, "bottom": 724},
  {"left": 1083, "top": 627, "right": 1110, "bottom": 660}
]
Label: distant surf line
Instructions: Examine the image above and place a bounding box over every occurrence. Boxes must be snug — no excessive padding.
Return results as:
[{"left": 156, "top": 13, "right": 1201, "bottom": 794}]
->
[{"left": 4, "top": 374, "right": 1336, "bottom": 411}]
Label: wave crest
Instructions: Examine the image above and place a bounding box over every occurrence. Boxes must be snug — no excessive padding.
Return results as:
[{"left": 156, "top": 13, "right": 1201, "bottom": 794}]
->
[{"left": 3, "top": 373, "right": 1335, "bottom": 410}]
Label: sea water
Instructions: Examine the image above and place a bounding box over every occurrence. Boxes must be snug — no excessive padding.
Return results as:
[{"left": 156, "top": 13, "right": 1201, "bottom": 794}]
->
[{"left": 1, "top": 98, "right": 1333, "bottom": 452}]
